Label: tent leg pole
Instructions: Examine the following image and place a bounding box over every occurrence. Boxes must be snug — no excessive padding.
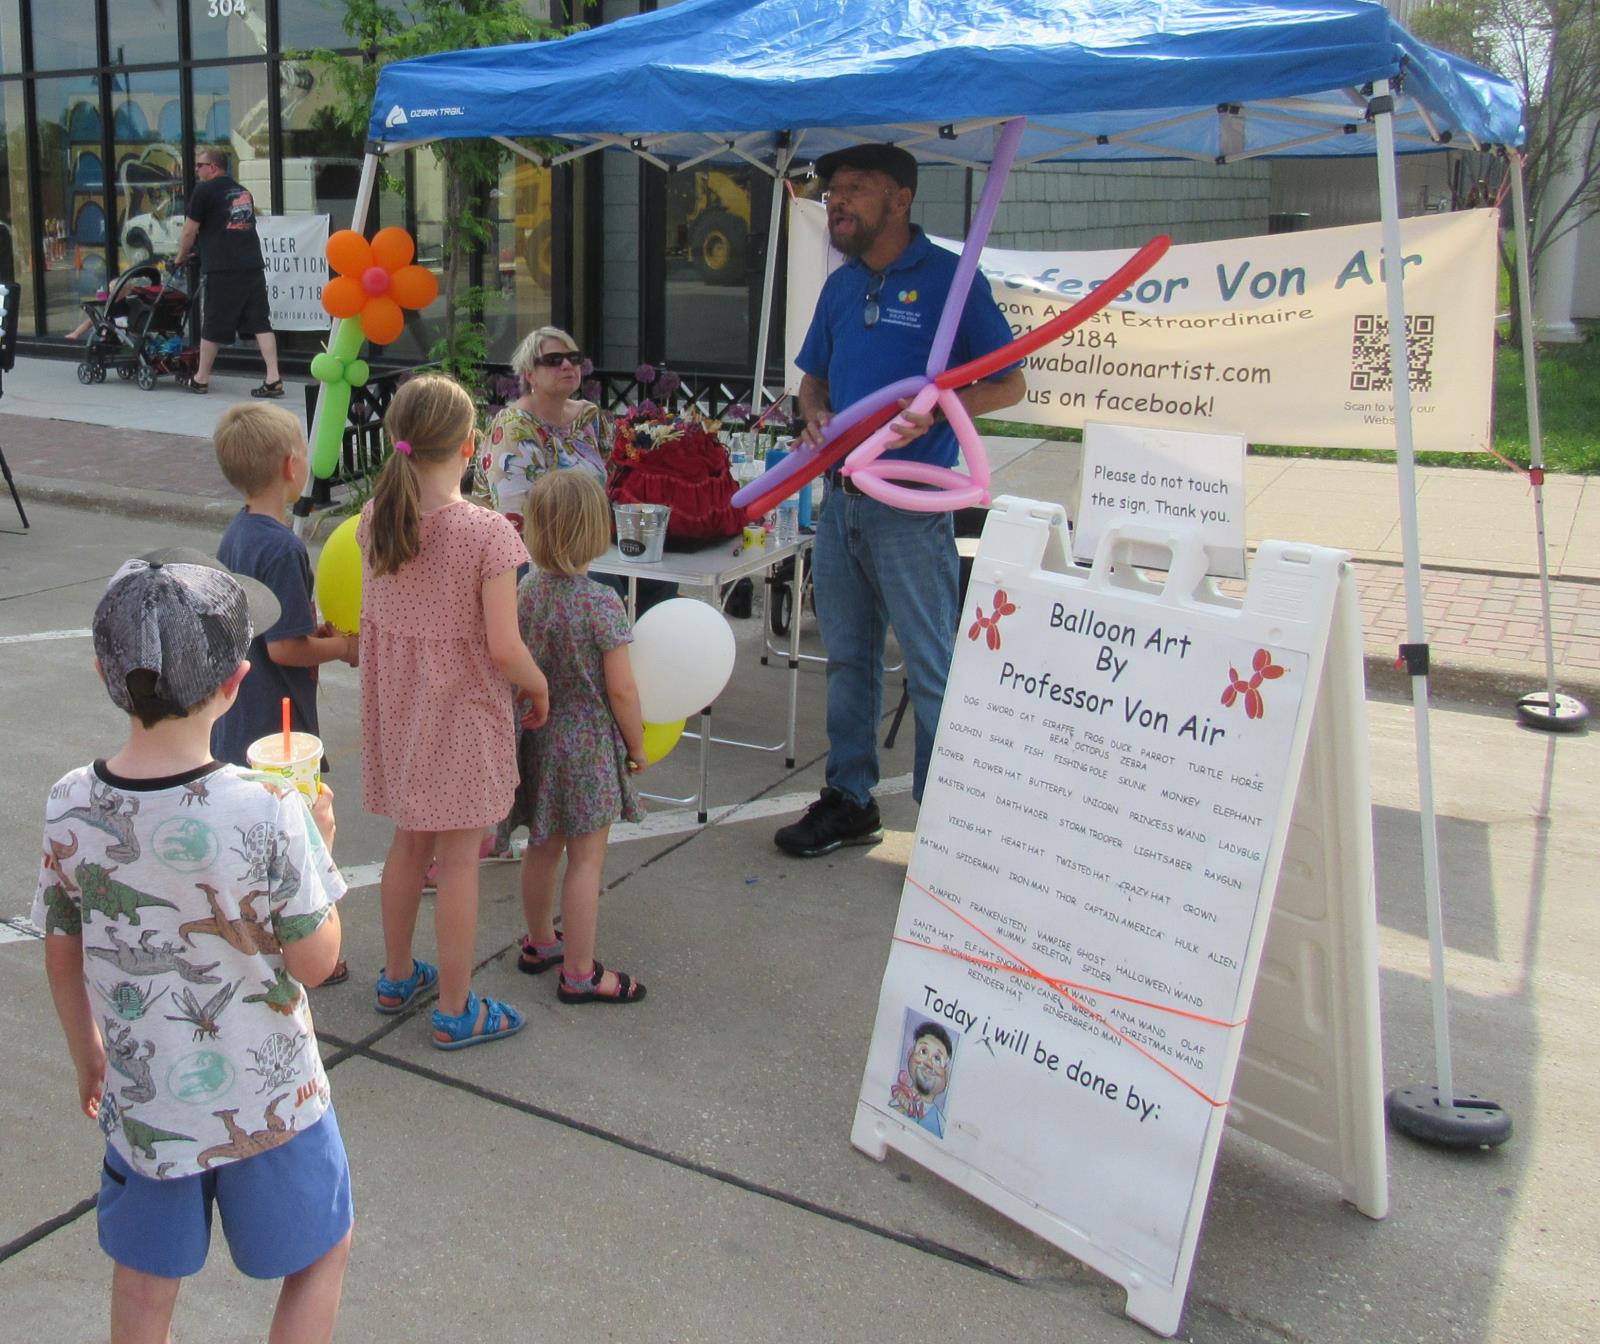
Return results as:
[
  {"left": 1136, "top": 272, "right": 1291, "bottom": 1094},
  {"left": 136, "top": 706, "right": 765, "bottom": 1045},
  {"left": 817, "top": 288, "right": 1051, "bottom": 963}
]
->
[
  {"left": 750, "top": 149, "right": 792, "bottom": 417},
  {"left": 1508, "top": 153, "right": 1586, "bottom": 730},
  {"left": 295, "top": 150, "right": 384, "bottom": 539},
  {"left": 1375, "top": 92, "right": 1509, "bottom": 1148}
]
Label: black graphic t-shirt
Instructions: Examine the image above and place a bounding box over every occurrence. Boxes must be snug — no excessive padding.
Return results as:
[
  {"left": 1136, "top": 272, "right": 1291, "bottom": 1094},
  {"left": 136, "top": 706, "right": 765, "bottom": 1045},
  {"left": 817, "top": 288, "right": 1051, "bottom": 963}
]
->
[{"left": 188, "top": 174, "right": 265, "bottom": 274}]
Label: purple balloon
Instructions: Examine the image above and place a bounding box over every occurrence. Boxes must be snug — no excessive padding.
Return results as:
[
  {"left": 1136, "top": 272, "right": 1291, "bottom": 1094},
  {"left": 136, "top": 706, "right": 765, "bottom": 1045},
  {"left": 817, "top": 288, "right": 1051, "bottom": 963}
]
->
[{"left": 925, "top": 117, "right": 1026, "bottom": 376}]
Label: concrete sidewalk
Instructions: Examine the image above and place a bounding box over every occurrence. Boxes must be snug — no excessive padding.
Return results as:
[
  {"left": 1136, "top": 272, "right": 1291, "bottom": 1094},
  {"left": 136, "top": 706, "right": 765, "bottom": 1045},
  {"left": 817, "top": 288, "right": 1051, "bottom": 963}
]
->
[{"left": 4, "top": 353, "right": 1597, "bottom": 704}]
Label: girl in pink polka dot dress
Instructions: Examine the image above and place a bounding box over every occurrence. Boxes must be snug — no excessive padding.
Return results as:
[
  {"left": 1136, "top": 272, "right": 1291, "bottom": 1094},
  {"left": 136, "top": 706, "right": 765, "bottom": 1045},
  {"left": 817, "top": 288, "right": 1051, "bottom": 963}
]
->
[{"left": 358, "top": 375, "right": 550, "bottom": 1050}]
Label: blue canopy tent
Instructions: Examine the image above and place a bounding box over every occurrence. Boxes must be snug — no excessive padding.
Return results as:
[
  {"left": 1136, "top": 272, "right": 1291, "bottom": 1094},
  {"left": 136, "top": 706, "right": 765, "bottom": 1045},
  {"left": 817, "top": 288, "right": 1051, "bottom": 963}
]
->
[
  {"left": 327, "top": 0, "right": 1544, "bottom": 1255},
  {"left": 366, "top": 0, "right": 1520, "bottom": 162}
]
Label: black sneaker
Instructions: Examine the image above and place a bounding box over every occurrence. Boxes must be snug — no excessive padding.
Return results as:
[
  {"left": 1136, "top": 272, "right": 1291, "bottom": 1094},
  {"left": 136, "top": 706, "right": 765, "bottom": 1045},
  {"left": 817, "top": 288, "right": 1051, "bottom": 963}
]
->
[{"left": 774, "top": 788, "right": 883, "bottom": 858}]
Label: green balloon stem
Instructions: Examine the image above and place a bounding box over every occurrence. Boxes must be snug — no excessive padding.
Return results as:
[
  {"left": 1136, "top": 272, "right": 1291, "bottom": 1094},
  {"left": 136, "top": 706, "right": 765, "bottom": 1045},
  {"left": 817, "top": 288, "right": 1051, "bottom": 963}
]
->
[
  {"left": 331, "top": 317, "right": 366, "bottom": 361},
  {"left": 311, "top": 382, "right": 352, "bottom": 480},
  {"left": 310, "top": 318, "right": 368, "bottom": 479}
]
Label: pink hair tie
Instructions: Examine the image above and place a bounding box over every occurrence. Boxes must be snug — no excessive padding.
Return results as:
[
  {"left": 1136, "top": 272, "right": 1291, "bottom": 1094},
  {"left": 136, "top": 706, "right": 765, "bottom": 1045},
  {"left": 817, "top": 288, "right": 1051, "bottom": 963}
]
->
[{"left": 395, "top": 439, "right": 413, "bottom": 456}]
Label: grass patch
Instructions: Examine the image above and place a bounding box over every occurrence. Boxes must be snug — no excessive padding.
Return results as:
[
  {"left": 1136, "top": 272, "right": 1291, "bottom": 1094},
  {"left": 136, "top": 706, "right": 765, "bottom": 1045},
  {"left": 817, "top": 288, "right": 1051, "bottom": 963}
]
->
[
  {"left": 1492, "top": 337, "right": 1600, "bottom": 473},
  {"left": 980, "top": 336, "right": 1600, "bottom": 475}
]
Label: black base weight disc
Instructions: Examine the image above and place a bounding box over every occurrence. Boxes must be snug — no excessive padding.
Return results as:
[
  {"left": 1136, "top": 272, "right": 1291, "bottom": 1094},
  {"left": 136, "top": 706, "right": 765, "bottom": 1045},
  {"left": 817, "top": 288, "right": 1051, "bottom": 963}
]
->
[{"left": 1387, "top": 1084, "right": 1512, "bottom": 1149}]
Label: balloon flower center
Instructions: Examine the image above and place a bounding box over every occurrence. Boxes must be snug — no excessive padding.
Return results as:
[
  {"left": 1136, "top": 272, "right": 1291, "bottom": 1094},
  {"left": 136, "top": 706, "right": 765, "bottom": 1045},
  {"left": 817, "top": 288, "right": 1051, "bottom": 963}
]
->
[{"left": 361, "top": 266, "right": 391, "bottom": 297}]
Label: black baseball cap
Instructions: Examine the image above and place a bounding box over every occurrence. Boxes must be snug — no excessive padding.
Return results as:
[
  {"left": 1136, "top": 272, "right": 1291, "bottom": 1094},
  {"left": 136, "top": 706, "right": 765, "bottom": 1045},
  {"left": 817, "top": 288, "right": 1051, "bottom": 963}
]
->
[
  {"left": 816, "top": 143, "right": 918, "bottom": 195},
  {"left": 93, "top": 548, "right": 279, "bottom": 718}
]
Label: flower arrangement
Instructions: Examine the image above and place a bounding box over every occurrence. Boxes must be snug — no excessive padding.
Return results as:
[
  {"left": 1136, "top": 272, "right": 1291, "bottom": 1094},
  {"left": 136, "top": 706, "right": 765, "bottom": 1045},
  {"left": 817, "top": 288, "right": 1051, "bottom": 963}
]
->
[{"left": 610, "top": 403, "right": 727, "bottom": 468}]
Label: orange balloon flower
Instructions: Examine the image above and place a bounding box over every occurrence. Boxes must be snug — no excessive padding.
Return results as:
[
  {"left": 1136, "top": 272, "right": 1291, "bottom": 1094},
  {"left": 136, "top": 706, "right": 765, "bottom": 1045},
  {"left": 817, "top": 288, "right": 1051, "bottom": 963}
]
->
[{"left": 320, "top": 226, "right": 439, "bottom": 345}]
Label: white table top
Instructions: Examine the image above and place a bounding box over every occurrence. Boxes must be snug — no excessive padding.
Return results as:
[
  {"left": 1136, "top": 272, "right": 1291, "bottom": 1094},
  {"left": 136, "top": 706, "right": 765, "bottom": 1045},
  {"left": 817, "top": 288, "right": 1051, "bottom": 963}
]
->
[{"left": 591, "top": 534, "right": 813, "bottom": 587}]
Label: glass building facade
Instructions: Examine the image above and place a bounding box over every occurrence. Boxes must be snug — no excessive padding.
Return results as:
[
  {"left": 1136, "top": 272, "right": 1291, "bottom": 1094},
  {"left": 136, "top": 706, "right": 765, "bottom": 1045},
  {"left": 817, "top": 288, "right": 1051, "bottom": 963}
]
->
[{"left": 0, "top": 0, "right": 787, "bottom": 376}]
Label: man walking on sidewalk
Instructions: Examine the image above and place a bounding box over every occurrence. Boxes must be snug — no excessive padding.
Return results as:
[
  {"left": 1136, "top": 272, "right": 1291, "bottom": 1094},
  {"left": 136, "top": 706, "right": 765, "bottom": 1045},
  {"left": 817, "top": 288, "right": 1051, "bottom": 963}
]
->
[{"left": 174, "top": 148, "right": 283, "bottom": 399}]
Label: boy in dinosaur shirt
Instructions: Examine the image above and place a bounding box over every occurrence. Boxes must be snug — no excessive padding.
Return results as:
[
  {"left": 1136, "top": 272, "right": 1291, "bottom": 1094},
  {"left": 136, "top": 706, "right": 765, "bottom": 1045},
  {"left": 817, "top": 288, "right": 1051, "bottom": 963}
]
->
[{"left": 34, "top": 547, "right": 353, "bottom": 1341}]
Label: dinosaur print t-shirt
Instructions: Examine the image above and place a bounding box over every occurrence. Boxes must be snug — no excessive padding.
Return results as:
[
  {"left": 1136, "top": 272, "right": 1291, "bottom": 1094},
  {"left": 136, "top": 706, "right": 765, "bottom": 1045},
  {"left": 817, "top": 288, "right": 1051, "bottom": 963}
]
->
[{"left": 31, "top": 760, "right": 345, "bottom": 1180}]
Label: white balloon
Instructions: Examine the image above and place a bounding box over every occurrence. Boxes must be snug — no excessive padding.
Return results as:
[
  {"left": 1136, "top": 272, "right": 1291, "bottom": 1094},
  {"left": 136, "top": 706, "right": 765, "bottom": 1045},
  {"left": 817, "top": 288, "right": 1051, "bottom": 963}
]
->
[{"left": 629, "top": 598, "right": 737, "bottom": 722}]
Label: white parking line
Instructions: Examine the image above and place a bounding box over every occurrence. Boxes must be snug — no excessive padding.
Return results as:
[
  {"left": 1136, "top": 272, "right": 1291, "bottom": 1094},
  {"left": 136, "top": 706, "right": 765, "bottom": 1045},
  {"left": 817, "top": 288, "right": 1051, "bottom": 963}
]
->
[
  {"left": 0, "top": 628, "right": 93, "bottom": 645},
  {"left": 335, "top": 775, "right": 914, "bottom": 892},
  {"left": 7, "top": 777, "right": 914, "bottom": 941},
  {"left": 0, "top": 916, "right": 44, "bottom": 944}
]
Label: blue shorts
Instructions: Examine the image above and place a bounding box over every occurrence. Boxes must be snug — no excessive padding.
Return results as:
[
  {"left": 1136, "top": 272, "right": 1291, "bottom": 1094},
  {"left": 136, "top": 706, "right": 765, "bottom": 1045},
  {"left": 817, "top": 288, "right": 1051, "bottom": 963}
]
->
[{"left": 98, "top": 1106, "right": 353, "bottom": 1281}]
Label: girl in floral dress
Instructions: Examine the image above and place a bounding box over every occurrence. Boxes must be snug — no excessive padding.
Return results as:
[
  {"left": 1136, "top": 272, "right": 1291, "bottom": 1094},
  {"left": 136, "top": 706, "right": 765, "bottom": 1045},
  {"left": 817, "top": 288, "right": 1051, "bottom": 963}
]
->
[
  {"left": 510, "top": 469, "right": 649, "bottom": 1005},
  {"left": 359, "top": 374, "right": 550, "bottom": 1048}
]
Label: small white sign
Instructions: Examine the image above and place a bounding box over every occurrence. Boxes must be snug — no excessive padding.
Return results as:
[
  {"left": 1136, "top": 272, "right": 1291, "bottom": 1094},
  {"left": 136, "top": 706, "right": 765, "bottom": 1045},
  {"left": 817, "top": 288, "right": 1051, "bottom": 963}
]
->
[
  {"left": 1074, "top": 422, "right": 1247, "bottom": 578},
  {"left": 257, "top": 214, "right": 329, "bottom": 331}
]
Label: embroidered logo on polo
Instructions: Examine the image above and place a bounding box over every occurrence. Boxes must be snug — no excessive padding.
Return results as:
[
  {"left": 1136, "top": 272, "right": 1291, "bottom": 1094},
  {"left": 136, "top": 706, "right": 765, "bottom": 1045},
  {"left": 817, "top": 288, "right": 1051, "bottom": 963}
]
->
[{"left": 879, "top": 288, "right": 924, "bottom": 330}]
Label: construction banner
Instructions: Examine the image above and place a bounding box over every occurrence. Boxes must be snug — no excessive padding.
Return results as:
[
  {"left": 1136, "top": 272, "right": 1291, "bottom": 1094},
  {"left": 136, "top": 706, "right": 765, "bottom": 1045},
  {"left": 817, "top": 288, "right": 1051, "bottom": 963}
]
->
[{"left": 257, "top": 214, "right": 330, "bottom": 332}]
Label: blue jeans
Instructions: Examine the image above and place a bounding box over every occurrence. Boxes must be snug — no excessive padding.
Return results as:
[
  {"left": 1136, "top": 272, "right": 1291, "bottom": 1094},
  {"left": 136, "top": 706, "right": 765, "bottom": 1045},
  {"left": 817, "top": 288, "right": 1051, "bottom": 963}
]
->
[{"left": 812, "top": 481, "right": 958, "bottom": 805}]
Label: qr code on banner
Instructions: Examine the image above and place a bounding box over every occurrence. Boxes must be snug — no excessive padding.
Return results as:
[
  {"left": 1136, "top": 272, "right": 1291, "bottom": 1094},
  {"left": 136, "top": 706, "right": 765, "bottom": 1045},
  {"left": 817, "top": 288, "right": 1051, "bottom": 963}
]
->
[{"left": 1350, "top": 313, "right": 1435, "bottom": 393}]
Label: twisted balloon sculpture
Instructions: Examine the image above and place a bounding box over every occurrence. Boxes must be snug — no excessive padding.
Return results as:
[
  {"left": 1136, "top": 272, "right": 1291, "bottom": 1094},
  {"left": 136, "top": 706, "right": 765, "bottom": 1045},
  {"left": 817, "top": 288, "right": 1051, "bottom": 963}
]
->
[
  {"left": 309, "top": 227, "right": 440, "bottom": 479},
  {"left": 733, "top": 117, "right": 1171, "bottom": 520}
]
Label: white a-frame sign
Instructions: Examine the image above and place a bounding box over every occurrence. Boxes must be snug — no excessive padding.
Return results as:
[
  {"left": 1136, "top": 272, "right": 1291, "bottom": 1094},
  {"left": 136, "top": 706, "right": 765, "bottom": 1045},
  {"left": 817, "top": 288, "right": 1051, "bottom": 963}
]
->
[{"left": 852, "top": 497, "right": 1387, "bottom": 1336}]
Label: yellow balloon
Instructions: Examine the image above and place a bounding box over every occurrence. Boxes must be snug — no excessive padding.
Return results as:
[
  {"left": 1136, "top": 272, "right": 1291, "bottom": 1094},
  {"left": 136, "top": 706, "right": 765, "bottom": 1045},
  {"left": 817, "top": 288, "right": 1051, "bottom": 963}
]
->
[
  {"left": 640, "top": 719, "right": 686, "bottom": 764},
  {"left": 314, "top": 515, "right": 364, "bottom": 634}
]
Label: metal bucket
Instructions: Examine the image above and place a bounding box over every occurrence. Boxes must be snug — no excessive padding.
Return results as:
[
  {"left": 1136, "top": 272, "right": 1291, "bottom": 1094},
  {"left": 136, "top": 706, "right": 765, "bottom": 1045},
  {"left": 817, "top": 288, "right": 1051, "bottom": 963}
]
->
[{"left": 613, "top": 503, "right": 671, "bottom": 562}]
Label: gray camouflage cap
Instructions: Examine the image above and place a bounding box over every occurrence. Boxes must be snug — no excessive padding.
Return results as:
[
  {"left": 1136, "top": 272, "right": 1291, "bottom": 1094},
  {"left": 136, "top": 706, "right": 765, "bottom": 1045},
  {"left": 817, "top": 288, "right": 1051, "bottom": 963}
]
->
[{"left": 93, "top": 547, "right": 280, "bottom": 718}]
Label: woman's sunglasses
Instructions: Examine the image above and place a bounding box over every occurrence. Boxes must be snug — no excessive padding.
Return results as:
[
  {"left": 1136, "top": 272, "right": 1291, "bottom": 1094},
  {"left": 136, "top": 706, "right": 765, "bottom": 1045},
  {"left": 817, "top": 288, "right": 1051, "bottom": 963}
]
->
[{"left": 533, "top": 350, "right": 584, "bottom": 368}]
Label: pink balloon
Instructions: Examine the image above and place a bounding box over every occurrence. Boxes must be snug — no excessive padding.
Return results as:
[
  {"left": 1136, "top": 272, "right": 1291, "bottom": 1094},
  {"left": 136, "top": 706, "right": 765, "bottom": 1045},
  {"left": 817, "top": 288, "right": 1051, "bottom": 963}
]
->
[
  {"left": 361, "top": 266, "right": 391, "bottom": 296},
  {"left": 847, "top": 386, "right": 993, "bottom": 512},
  {"left": 853, "top": 461, "right": 989, "bottom": 511},
  {"left": 842, "top": 385, "right": 942, "bottom": 476}
]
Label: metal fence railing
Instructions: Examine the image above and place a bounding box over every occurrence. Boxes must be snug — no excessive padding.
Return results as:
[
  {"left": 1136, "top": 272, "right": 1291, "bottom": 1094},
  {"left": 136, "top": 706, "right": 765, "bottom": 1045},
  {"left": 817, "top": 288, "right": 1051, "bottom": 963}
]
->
[{"left": 299, "top": 364, "right": 795, "bottom": 511}]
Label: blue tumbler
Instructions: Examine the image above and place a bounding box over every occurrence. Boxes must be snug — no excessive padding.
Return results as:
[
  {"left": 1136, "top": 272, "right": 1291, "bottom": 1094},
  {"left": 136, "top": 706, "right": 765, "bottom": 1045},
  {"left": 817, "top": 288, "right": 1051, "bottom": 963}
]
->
[{"left": 762, "top": 446, "right": 813, "bottom": 530}]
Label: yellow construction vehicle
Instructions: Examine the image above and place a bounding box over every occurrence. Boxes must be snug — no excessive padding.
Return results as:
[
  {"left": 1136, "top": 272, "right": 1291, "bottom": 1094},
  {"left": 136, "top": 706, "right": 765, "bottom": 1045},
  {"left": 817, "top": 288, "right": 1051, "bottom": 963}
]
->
[{"left": 680, "top": 169, "right": 753, "bottom": 285}]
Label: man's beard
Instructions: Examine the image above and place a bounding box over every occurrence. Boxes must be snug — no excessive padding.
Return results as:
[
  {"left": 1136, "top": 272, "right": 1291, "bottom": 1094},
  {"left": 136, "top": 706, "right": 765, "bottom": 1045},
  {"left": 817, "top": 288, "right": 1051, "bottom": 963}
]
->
[
  {"left": 910, "top": 1061, "right": 946, "bottom": 1097},
  {"left": 829, "top": 211, "right": 881, "bottom": 260}
]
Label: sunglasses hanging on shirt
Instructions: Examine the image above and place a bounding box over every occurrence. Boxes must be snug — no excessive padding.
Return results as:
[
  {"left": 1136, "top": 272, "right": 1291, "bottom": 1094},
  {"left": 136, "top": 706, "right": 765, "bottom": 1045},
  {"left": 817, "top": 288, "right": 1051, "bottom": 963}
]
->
[{"left": 863, "top": 273, "right": 885, "bottom": 329}]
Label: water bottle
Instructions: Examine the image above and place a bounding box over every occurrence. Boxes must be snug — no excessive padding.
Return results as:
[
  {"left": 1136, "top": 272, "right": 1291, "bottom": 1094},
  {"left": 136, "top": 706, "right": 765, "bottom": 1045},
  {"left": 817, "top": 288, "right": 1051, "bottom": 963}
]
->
[{"left": 775, "top": 498, "right": 799, "bottom": 548}]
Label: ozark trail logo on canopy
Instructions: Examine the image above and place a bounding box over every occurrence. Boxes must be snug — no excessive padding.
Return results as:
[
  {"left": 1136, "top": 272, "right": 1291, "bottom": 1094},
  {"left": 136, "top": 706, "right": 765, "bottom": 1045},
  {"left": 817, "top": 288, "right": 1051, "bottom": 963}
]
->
[{"left": 384, "top": 105, "right": 408, "bottom": 129}]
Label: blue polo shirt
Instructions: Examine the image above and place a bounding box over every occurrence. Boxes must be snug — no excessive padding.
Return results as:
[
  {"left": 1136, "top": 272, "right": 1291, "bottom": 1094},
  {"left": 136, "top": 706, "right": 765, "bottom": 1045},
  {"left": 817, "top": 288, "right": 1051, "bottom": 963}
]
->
[{"left": 797, "top": 227, "right": 1017, "bottom": 469}]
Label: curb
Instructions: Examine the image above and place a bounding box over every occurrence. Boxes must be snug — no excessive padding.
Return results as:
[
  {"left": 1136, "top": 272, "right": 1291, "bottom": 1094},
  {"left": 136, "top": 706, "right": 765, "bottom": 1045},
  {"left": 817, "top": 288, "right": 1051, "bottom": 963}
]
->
[
  {"left": 14, "top": 474, "right": 239, "bottom": 530},
  {"left": 1363, "top": 649, "right": 1600, "bottom": 714}
]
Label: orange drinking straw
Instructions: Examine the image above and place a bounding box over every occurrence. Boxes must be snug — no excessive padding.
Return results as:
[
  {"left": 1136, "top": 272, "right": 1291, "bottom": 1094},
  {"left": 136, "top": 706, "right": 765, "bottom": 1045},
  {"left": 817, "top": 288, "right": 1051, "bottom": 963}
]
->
[{"left": 282, "top": 697, "right": 292, "bottom": 760}]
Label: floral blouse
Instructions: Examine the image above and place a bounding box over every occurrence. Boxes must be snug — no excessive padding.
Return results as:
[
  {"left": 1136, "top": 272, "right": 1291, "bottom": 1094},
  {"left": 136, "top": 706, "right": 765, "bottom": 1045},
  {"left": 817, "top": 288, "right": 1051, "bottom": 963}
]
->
[{"left": 481, "top": 402, "right": 614, "bottom": 532}]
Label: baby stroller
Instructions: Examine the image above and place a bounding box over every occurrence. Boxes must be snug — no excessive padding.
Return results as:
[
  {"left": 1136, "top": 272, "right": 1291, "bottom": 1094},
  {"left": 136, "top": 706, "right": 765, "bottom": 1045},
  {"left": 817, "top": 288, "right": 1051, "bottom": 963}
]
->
[{"left": 75, "top": 260, "right": 197, "bottom": 391}]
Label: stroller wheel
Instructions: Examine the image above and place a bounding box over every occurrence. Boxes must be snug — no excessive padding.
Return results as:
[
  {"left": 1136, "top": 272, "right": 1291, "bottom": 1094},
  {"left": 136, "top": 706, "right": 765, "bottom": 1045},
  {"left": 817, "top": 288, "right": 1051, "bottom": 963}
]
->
[
  {"left": 92, "top": 363, "right": 107, "bottom": 383},
  {"left": 136, "top": 364, "right": 158, "bottom": 392},
  {"left": 77, "top": 362, "right": 97, "bottom": 385},
  {"left": 769, "top": 583, "right": 794, "bottom": 638},
  {"left": 116, "top": 365, "right": 135, "bottom": 381}
]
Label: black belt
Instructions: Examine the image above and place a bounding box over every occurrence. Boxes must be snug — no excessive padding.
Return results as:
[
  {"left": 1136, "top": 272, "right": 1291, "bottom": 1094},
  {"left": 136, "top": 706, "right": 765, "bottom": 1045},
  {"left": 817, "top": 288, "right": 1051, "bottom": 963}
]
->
[{"left": 823, "top": 468, "right": 865, "bottom": 496}]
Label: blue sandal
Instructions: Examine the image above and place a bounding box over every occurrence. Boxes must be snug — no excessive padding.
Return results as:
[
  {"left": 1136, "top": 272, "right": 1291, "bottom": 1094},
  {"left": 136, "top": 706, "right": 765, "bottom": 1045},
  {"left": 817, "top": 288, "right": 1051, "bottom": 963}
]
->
[
  {"left": 431, "top": 990, "right": 526, "bottom": 1050},
  {"left": 374, "top": 959, "right": 439, "bottom": 1015}
]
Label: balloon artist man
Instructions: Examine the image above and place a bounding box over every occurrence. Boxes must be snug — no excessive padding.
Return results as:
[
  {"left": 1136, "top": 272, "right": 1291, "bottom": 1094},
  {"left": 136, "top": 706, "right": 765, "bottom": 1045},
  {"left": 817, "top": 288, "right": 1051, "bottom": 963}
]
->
[
  {"left": 174, "top": 146, "right": 283, "bottom": 398},
  {"left": 774, "top": 143, "right": 1024, "bottom": 859}
]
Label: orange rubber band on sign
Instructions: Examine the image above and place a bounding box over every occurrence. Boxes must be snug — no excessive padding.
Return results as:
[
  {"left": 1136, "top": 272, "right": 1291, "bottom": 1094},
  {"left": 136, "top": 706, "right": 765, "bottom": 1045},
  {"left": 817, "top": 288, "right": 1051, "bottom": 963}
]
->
[{"left": 902, "top": 872, "right": 1240, "bottom": 1108}]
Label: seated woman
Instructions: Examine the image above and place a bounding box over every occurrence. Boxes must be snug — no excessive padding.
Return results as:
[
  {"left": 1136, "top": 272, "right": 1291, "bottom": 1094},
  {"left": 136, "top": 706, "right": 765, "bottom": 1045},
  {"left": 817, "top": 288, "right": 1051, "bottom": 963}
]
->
[{"left": 482, "top": 325, "right": 675, "bottom": 614}]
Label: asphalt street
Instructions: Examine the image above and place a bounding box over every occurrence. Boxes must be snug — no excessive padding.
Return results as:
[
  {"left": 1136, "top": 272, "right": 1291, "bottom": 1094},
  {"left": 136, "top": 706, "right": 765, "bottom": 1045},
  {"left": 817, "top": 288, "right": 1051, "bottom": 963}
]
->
[{"left": 2, "top": 500, "right": 1596, "bottom": 1343}]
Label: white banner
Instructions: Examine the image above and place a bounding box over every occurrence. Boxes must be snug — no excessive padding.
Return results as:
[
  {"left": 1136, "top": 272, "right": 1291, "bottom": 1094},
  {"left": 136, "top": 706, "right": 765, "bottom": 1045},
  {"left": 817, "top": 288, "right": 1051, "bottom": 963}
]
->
[
  {"left": 786, "top": 201, "right": 1497, "bottom": 451},
  {"left": 257, "top": 214, "right": 330, "bottom": 332}
]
